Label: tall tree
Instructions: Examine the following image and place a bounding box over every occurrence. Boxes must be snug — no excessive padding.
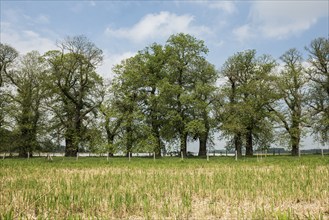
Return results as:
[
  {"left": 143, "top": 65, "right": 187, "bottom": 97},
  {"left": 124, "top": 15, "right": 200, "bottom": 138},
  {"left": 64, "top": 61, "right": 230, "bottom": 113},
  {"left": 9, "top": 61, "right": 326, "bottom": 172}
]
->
[
  {"left": 112, "top": 56, "right": 153, "bottom": 156},
  {"left": 110, "top": 35, "right": 217, "bottom": 157},
  {"left": 132, "top": 44, "right": 168, "bottom": 156},
  {"left": 219, "top": 55, "right": 244, "bottom": 157},
  {"left": 187, "top": 59, "right": 218, "bottom": 156},
  {"left": 4, "top": 51, "right": 47, "bottom": 157},
  {"left": 270, "top": 49, "right": 308, "bottom": 156},
  {"left": 162, "top": 33, "right": 210, "bottom": 156},
  {"left": 45, "top": 36, "right": 104, "bottom": 157},
  {"left": 0, "top": 44, "right": 19, "bottom": 132},
  {"left": 220, "top": 50, "right": 277, "bottom": 156},
  {"left": 99, "top": 88, "right": 124, "bottom": 157},
  {"left": 139, "top": 44, "right": 168, "bottom": 156},
  {"left": 306, "top": 37, "right": 329, "bottom": 144}
]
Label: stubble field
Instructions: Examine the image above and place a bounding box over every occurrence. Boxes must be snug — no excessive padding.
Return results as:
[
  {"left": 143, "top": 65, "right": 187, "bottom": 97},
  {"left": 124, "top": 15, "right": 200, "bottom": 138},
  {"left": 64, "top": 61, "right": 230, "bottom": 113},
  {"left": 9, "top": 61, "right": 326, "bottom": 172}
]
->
[{"left": 1, "top": 156, "right": 328, "bottom": 219}]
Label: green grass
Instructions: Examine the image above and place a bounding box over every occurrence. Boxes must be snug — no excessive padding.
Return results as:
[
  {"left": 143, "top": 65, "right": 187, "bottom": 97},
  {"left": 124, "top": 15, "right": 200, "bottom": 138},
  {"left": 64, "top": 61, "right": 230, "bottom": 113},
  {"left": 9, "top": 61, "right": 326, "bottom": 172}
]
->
[{"left": 1, "top": 156, "right": 328, "bottom": 219}]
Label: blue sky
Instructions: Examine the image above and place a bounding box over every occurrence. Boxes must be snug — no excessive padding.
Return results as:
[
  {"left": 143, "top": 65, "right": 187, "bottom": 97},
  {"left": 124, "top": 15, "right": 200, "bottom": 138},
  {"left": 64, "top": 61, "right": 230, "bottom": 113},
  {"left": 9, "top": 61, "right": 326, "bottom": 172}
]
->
[
  {"left": 1, "top": 0, "right": 328, "bottom": 150},
  {"left": 1, "top": 0, "right": 328, "bottom": 79}
]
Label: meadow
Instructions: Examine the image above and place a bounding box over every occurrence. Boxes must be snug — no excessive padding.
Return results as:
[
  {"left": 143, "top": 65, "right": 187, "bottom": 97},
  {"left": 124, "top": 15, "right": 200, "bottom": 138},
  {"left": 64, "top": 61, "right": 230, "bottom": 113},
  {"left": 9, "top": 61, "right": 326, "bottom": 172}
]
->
[{"left": 0, "top": 156, "right": 328, "bottom": 219}]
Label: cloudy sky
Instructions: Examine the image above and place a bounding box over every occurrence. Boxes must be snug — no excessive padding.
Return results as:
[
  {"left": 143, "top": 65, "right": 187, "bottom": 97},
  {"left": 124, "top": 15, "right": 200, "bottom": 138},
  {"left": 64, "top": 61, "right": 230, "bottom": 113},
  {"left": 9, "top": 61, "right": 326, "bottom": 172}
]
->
[
  {"left": 1, "top": 0, "right": 328, "bottom": 78},
  {"left": 1, "top": 0, "right": 328, "bottom": 150}
]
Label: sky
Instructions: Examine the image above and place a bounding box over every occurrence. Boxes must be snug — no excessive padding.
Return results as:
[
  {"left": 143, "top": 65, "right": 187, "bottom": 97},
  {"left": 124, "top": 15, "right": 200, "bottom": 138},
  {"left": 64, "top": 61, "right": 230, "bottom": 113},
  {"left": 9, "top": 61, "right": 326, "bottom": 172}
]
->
[{"left": 1, "top": 0, "right": 328, "bottom": 151}]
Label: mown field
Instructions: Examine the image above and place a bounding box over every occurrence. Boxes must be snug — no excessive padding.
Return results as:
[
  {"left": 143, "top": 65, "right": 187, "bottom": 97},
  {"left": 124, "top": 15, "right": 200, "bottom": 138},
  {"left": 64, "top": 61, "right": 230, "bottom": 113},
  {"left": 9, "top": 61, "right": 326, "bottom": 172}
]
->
[{"left": 0, "top": 156, "right": 328, "bottom": 219}]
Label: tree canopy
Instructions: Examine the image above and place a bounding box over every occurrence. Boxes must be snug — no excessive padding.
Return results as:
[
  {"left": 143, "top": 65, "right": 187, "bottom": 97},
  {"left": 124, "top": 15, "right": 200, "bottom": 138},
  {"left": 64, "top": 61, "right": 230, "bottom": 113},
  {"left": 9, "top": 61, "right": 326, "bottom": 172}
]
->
[{"left": 0, "top": 34, "right": 327, "bottom": 157}]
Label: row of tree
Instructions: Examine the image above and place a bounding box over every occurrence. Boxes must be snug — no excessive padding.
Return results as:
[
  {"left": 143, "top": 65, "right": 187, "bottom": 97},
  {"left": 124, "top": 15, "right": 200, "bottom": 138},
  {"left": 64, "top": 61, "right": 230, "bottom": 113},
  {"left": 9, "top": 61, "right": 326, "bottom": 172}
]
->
[{"left": 0, "top": 34, "right": 328, "bottom": 157}]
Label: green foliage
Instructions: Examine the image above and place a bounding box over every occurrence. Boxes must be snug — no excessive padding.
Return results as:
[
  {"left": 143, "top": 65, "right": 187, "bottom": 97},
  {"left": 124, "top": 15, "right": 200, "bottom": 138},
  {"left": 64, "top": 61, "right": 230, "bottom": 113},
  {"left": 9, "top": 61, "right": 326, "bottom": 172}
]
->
[
  {"left": 219, "top": 50, "right": 278, "bottom": 155},
  {"left": 44, "top": 35, "right": 104, "bottom": 156},
  {"left": 98, "top": 91, "right": 124, "bottom": 155},
  {"left": 270, "top": 48, "right": 308, "bottom": 155},
  {"left": 0, "top": 43, "right": 19, "bottom": 152},
  {"left": 0, "top": 51, "right": 48, "bottom": 156},
  {"left": 186, "top": 120, "right": 206, "bottom": 138},
  {"left": 0, "top": 128, "right": 19, "bottom": 152},
  {"left": 1, "top": 35, "right": 328, "bottom": 156},
  {"left": 109, "top": 33, "right": 218, "bottom": 156},
  {"left": 306, "top": 37, "right": 329, "bottom": 144},
  {"left": 162, "top": 33, "right": 217, "bottom": 155},
  {"left": 0, "top": 43, "right": 19, "bottom": 87}
]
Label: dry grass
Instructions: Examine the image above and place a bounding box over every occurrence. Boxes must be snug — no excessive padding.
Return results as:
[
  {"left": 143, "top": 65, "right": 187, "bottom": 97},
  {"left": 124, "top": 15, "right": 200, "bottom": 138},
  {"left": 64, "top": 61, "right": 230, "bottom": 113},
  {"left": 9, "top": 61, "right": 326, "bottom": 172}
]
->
[{"left": 0, "top": 156, "right": 328, "bottom": 219}]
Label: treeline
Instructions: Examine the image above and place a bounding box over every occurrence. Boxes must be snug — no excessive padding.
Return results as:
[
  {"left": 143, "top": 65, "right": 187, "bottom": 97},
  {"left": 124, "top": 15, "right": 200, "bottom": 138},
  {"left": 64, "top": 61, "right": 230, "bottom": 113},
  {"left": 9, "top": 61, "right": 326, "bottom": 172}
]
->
[{"left": 0, "top": 34, "right": 328, "bottom": 157}]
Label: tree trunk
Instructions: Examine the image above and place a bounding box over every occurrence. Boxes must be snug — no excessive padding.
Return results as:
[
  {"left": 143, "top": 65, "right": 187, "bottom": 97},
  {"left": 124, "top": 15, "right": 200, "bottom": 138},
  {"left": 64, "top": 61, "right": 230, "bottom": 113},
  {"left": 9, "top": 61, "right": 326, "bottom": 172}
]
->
[
  {"left": 104, "top": 116, "right": 123, "bottom": 157},
  {"left": 65, "top": 127, "right": 78, "bottom": 157},
  {"left": 18, "top": 106, "right": 32, "bottom": 158},
  {"left": 291, "top": 144, "right": 299, "bottom": 156},
  {"left": 18, "top": 146, "right": 31, "bottom": 158},
  {"left": 199, "top": 109, "right": 210, "bottom": 157},
  {"left": 150, "top": 88, "right": 162, "bottom": 157},
  {"left": 65, "top": 137, "right": 78, "bottom": 157},
  {"left": 198, "top": 132, "right": 208, "bottom": 156},
  {"left": 107, "top": 135, "right": 114, "bottom": 157},
  {"left": 18, "top": 134, "right": 27, "bottom": 158},
  {"left": 180, "top": 131, "right": 188, "bottom": 157},
  {"left": 234, "top": 133, "right": 242, "bottom": 157},
  {"left": 151, "top": 112, "right": 162, "bottom": 157},
  {"left": 291, "top": 134, "right": 300, "bottom": 156},
  {"left": 18, "top": 122, "right": 36, "bottom": 158},
  {"left": 290, "top": 109, "right": 302, "bottom": 155},
  {"left": 126, "top": 123, "right": 133, "bottom": 157},
  {"left": 245, "top": 129, "right": 253, "bottom": 156},
  {"left": 153, "top": 128, "right": 162, "bottom": 157},
  {"left": 65, "top": 108, "right": 82, "bottom": 157}
]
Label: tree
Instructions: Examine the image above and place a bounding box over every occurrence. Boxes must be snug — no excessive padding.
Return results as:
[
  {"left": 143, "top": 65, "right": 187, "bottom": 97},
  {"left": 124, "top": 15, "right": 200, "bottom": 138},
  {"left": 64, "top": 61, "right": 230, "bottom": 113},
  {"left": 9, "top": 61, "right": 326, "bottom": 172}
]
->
[
  {"left": 218, "top": 58, "right": 244, "bottom": 156},
  {"left": 162, "top": 33, "right": 210, "bottom": 157},
  {"left": 0, "top": 128, "right": 18, "bottom": 154},
  {"left": 270, "top": 49, "right": 308, "bottom": 156},
  {"left": 0, "top": 43, "right": 19, "bottom": 87},
  {"left": 0, "top": 44, "right": 19, "bottom": 134},
  {"left": 137, "top": 44, "right": 168, "bottom": 157},
  {"left": 220, "top": 50, "right": 277, "bottom": 156},
  {"left": 45, "top": 36, "right": 104, "bottom": 157},
  {"left": 187, "top": 59, "right": 218, "bottom": 156},
  {"left": 110, "top": 35, "right": 217, "bottom": 157},
  {"left": 4, "top": 51, "right": 47, "bottom": 157},
  {"left": 219, "top": 51, "right": 254, "bottom": 156},
  {"left": 99, "top": 87, "right": 124, "bottom": 156},
  {"left": 306, "top": 37, "right": 329, "bottom": 145},
  {"left": 112, "top": 56, "right": 154, "bottom": 156},
  {"left": 112, "top": 44, "right": 169, "bottom": 157}
]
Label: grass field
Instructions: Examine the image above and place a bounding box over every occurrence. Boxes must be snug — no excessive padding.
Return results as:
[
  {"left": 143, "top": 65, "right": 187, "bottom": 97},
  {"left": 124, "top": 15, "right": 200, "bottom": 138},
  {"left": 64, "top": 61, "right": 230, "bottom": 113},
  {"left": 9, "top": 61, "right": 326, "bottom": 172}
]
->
[{"left": 1, "top": 156, "right": 328, "bottom": 219}]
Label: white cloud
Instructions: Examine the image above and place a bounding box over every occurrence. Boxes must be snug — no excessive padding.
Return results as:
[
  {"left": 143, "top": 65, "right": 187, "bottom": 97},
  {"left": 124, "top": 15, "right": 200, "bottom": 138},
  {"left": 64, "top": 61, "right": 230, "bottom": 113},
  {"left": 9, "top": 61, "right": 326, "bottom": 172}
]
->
[
  {"left": 234, "top": 1, "right": 328, "bottom": 41},
  {"left": 208, "top": 1, "right": 237, "bottom": 14},
  {"left": 252, "top": 1, "right": 328, "bottom": 39},
  {"left": 36, "top": 14, "right": 50, "bottom": 24},
  {"left": 97, "top": 51, "right": 136, "bottom": 79},
  {"left": 1, "top": 9, "right": 55, "bottom": 54},
  {"left": 5, "top": 9, "right": 50, "bottom": 25},
  {"left": 232, "top": 24, "right": 254, "bottom": 43},
  {"left": 1, "top": 18, "right": 133, "bottom": 80},
  {"left": 105, "top": 11, "right": 211, "bottom": 43},
  {"left": 185, "top": 0, "right": 237, "bottom": 14},
  {"left": 21, "top": 13, "right": 50, "bottom": 26},
  {"left": 1, "top": 22, "right": 56, "bottom": 55}
]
